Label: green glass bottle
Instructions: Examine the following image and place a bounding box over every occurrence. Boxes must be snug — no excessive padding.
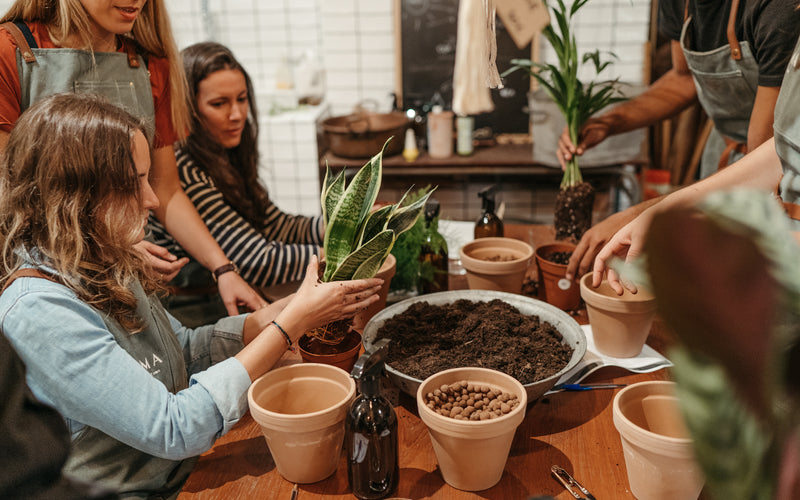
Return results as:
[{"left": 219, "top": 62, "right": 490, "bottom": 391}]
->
[{"left": 418, "top": 199, "right": 448, "bottom": 295}]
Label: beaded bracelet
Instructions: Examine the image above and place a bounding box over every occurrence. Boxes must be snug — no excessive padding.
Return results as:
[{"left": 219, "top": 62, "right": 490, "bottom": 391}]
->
[{"left": 271, "top": 320, "right": 295, "bottom": 352}]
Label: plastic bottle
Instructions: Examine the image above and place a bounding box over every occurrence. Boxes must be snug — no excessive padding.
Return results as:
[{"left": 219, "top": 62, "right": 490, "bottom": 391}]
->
[
  {"left": 346, "top": 339, "right": 398, "bottom": 499},
  {"left": 475, "top": 185, "right": 504, "bottom": 238},
  {"left": 418, "top": 199, "right": 448, "bottom": 294}
]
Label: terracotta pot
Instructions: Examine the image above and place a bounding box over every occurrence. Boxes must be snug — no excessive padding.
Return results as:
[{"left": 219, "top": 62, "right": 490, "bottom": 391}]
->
[
  {"left": 352, "top": 254, "right": 396, "bottom": 331},
  {"left": 298, "top": 329, "right": 362, "bottom": 373},
  {"left": 613, "top": 381, "right": 704, "bottom": 500},
  {"left": 248, "top": 363, "right": 356, "bottom": 484},
  {"left": 459, "top": 237, "right": 533, "bottom": 294},
  {"left": 416, "top": 367, "right": 527, "bottom": 491},
  {"left": 534, "top": 242, "right": 581, "bottom": 310},
  {"left": 580, "top": 273, "right": 657, "bottom": 358}
]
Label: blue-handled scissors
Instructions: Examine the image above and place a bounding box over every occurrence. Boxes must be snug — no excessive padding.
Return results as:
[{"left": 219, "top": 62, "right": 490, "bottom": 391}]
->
[{"left": 551, "top": 383, "right": 627, "bottom": 392}]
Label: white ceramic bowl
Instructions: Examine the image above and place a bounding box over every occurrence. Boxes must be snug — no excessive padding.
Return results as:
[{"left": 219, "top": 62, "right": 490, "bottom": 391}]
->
[{"left": 362, "top": 289, "right": 586, "bottom": 401}]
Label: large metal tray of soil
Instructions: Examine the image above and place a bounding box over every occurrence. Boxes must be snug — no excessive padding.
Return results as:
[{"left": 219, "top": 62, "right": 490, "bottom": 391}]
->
[{"left": 362, "top": 290, "right": 586, "bottom": 401}]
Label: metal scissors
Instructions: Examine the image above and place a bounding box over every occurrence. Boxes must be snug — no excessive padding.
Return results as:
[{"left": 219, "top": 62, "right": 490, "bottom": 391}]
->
[{"left": 552, "top": 465, "right": 596, "bottom": 500}]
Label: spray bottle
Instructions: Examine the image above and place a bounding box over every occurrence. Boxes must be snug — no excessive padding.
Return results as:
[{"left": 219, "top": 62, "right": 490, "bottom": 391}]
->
[
  {"left": 346, "top": 339, "right": 398, "bottom": 499},
  {"left": 475, "top": 185, "right": 504, "bottom": 238}
]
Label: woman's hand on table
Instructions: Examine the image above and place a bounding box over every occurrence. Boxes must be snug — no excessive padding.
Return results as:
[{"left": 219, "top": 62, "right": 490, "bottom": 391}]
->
[
  {"left": 134, "top": 240, "right": 189, "bottom": 282},
  {"left": 217, "top": 271, "right": 267, "bottom": 315}
]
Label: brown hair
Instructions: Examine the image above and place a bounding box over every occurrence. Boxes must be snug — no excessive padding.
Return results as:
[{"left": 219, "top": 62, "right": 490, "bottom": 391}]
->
[
  {"left": 0, "top": 93, "right": 161, "bottom": 332},
  {"left": 180, "top": 41, "right": 271, "bottom": 229},
  {"left": 1, "top": 0, "right": 190, "bottom": 139}
]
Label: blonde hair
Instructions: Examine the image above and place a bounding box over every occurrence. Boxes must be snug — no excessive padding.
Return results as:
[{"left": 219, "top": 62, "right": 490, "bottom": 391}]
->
[
  {"left": 1, "top": 0, "right": 190, "bottom": 139},
  {"left": 0, "top": 93, "right": 162, "bottom": 332}
]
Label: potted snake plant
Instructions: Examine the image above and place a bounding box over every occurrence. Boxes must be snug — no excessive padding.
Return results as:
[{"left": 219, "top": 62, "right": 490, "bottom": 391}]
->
[
  {"left": 503, "top": 0, "right": 626, "bottom": 242},
  {"left": 309, "top": 139, "right": 432, "bottom": 346}
]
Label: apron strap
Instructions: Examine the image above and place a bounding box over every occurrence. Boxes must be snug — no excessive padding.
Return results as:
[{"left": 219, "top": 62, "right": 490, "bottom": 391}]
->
[
  {"left": 1, "top": 268, "right": 60, "bottom": 295},
  {"left": 726, "top": 0, "right": 742, "bottom": 60},
  {"left": 121, "top": 37, "right": 140, "bottom": 68},
  {"left": 717, "top": 136, "right": 747, "bottom": 171},
  {"left": 1, "top": 21, "right": 36, "bottom": 63}
]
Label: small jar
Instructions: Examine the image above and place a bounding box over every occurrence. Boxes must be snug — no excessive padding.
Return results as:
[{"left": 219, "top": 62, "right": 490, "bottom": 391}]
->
[{"left": 456, "top": 115, "right": 474, "bottom": 156}]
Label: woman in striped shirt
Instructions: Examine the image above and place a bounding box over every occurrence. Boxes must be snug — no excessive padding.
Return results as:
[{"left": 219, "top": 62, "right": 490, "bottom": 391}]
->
[{"left": 151, "top": 42, "right": 323, "bottom": 292}]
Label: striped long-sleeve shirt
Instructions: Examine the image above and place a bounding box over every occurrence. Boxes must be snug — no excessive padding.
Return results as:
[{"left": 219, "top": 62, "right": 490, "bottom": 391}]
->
[{"left": 150, "top": 148, "right": 324, "bottom": 287}]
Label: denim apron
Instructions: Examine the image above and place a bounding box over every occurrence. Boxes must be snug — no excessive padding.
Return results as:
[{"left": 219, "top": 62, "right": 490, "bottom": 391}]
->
[
  {"left": 3, "top": 22, "right": 155, "bottom": 140},
  {"left": 774, "top": 37, "right": 800, "bottom": 230},
  {"left": 680, "top": 0, "right": 758, "bottom": 178}
]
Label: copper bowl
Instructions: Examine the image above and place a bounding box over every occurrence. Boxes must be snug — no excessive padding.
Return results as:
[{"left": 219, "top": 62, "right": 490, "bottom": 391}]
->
[{"left": 322, "top": 111, "right": 408, "bottom": 158}]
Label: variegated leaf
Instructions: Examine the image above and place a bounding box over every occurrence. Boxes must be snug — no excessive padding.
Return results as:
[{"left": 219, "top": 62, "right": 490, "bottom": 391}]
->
[{"left": 330, "top": 230, "right": 395, "bottom": 281}]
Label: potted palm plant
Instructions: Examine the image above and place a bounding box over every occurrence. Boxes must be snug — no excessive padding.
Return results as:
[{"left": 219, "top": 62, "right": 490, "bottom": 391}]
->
[
  {"left": 503, "top": 0, "right": 626, "bottom": 242},
  {"left": 304, "top": 140, "right": 432, "bottom": 352}
]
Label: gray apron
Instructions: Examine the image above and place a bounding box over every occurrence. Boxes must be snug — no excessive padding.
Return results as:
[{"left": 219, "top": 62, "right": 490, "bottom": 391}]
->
[
  {"left": 680, "top": 0, "right": 758, "bottom": 178},
  {"left": 774, "top": 37, "right": 800, "bottom": 230},
  {"left": 63, "top": 282, "right": 195, "bottom": 500},
  {"left": 3, "top": 22, "right": 155, "bottom": 140}
]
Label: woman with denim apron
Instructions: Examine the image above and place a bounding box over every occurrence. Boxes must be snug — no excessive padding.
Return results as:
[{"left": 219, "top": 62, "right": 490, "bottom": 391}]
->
[{"left": 0, "top": 0, "right": 266, "bottom": 315}]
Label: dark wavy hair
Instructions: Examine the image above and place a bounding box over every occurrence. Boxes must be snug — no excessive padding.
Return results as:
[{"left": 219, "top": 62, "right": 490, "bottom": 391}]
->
[
  {"left": 0, "top": 93, "right": 161, "bottom": 332},
  {"left": 181, "top": 41, "right": 270, "bottom": 229}
]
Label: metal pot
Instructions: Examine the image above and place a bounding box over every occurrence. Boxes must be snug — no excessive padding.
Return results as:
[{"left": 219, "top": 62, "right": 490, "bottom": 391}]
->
[{"left": 322, "top": 111, "right": 408, "bottom": 158}]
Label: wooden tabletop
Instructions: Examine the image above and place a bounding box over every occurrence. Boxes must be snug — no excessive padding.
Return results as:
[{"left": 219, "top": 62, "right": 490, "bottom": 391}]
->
[{"left": 177, "top": 225, "right": 678, "bottom": 500}]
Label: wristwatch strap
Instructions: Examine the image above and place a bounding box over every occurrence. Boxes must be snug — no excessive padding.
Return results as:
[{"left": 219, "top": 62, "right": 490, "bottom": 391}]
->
[{"left": 212, "top": 262, "right": 238, "bottom": 282}]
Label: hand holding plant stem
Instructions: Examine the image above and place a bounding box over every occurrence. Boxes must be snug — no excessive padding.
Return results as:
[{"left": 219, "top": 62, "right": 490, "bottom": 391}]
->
[{"left": 503, "top": 0, "right": 626, "bottom": 189}]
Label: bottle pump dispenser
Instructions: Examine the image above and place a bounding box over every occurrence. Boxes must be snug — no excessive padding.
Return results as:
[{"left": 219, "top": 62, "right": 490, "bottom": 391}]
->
[
  {"left": 346, "top": 339, "right": 398, "bottom": 499},
  {"left": 475, "top": 185, "right": 504, "bottom": 238}
]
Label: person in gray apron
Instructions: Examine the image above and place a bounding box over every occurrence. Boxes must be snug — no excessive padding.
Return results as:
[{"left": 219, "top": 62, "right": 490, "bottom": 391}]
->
[
  {"left": 0, "top": 1, "right": 267, "bottom": 316},
  {"left": 0, "top": 93, "right": 383, "bottom": 499},
  {"left": 775, "top": 37, "right": 800, "bottom": 231},
  {"left": 563, "top": 0, "right": 800, "bottom": 282}
]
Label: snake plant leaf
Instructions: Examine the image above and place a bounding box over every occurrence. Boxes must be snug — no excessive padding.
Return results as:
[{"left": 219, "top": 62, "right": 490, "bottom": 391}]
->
[
  {"left": 321, "top": 164, "right": 345, "bottom": 227},
  {"left": 323, "top": 160, "right": 376, "bottom": 280},
  {"left": 386, "top": 190, "right": 433, "bottom": 235},
  {"left": 329, "top": 229, "right": 395, "bottom": 281},
  {"left": 358, "top": 204, "right": 394, "bottom": 247},
  {"left": 351, "top": 248, "right": 391, "bottom": 280},
  {"left": 354, "top": 140, "right": 389, "bottom": 228}
]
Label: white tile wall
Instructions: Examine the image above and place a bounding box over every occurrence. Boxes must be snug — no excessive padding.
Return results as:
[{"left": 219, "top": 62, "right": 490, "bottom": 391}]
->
[{"left": 0, "top": 0, "right": 651, "bottom": 218}]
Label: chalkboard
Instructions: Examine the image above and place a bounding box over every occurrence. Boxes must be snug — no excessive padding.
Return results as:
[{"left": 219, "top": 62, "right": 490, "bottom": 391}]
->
[{"left": 398, "top": 0, "right": 532, "bottom": 135}]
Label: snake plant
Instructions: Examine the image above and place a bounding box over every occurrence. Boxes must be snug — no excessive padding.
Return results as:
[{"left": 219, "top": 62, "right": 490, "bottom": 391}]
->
[
  {"left": 503, "top": 0, "right": 626, "bottom": 189},
  {"left": 320, "top": 140, "right": 432, "bottom": 282}
]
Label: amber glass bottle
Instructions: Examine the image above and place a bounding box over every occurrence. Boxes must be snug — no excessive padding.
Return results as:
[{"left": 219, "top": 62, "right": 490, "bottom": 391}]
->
[
  {"left": 418, "top": 200, "right": 448, "bottom": 295},
  {"left": 475, "top": 185, "right": 504, "bottom": 238}
]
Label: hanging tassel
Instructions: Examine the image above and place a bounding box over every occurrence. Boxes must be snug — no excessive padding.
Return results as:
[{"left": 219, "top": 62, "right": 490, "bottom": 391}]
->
[{"left": 452, "top": 0, "right": 503, "bottom": 116}]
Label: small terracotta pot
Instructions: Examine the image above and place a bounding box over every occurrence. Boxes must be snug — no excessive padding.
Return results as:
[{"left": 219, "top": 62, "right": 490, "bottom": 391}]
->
[
  {"left": 298, "top": 329, "right": 362, "bottom": 373},
  {"left": 580, "top": 273, "right": 657, "bottom": 358},
  {"left": 248, "top": 363, "right": 356, "bottom": 484},
  {"left": 352, "top": 253, "right": 396, "bottom": 331},
  {"left": 459, "top": 237, "right": 533, "bottom": 294},
  {"left": 534, "top": 242, "right": 580, "bottom": 310},
  {"left": 613, "top": 381, "right": 704, "bottom": 499},
  {"left": 416, "top": 367, "right": 527, "bottom": 491}
]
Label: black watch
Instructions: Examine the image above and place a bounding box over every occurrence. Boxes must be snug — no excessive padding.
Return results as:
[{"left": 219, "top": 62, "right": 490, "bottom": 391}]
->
[{"left": 212, "top": 262, "right": 238, "bottom": 282}]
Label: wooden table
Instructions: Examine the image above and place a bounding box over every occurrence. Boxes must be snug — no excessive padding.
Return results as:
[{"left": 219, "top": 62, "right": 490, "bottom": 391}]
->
[{"left": 178, "top": 225, "right": 676, "bottom": 500}]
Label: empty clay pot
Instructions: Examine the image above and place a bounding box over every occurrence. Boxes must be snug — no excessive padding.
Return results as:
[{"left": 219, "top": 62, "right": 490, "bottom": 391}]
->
[
  {"left": 580, "top": 272, "right": 657, "bottom": 358},
  {"left": 298, "top": 329, "right": 362, "bottom": 373},
  {"left": 353, "top": 253, "right": 396, "bottom": 331},
  {"left": 416, "top": 367, "right": 527, "bottom": 491},
  {"left": 248, "top": 363, "right": 356, "bottom": 484},
  {"left": 534, "top": 242, "right": 581, "bottom": 310},
  {"left": 613, "top": 381, "right": 704, "bottom": 500},
  {"left": 459, "top": 237, "right": 533, "bottom": 294}
]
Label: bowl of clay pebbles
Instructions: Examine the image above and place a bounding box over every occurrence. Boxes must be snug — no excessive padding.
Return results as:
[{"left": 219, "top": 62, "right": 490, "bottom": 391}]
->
[
  {"left": 362, "top": 289, "right": 587, "bottom": 401},
  {"left": 416, "top": 367, "right": 527, "bottom": 491}
]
